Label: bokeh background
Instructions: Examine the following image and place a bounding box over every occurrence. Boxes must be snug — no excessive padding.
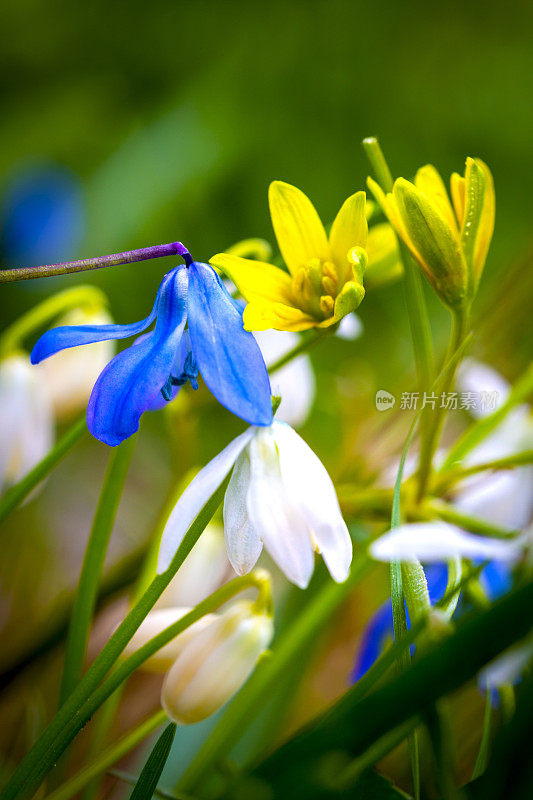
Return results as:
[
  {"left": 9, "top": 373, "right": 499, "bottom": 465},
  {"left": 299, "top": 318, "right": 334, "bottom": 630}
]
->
[{"left": 1, "top": 0, "right": 532, "bottom": 795}]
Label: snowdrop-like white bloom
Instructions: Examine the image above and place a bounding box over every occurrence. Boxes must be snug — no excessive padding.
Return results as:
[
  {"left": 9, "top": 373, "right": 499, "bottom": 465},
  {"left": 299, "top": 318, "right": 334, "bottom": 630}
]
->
[
  {"left": 254, "top": 329, "right": 315, "bottom": 427},
  {"left": 158, "top": 421, "right": 352, "bottom": 588},
  {"left": 161, "top": 600, "right": 273, "bottom": 724},
  {"left": 370, "top": 521, "right": 524, "bottom": 564},
  {"left": 0, "top": 355, "right": 54, "bottom": 491},
  {"left": 36, "top": 307, "right": 116, "bottom": 420},
  {"left": 156, "top": 523, "right": 233, "bottom": 610}
]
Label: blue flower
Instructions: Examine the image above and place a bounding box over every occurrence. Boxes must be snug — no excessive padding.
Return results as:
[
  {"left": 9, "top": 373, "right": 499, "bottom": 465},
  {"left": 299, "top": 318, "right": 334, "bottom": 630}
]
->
[{"left": 31, "top": 257, "right": 273, "bottom": 446}]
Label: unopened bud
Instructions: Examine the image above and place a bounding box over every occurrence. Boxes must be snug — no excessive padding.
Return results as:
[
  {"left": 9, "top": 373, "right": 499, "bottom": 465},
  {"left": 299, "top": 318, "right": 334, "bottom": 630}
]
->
[{"left": 161, "top": 600, "right": 273, "bottom": 724}]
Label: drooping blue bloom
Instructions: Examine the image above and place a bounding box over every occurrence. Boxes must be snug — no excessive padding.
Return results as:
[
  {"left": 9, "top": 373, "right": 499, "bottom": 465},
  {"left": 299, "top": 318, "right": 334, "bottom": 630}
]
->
[
  {"left": 351, "top": 560, "right": 511, "bottom": 684},
  {"left": 31, "top": 255, "right": 273, "bottom": 446}
]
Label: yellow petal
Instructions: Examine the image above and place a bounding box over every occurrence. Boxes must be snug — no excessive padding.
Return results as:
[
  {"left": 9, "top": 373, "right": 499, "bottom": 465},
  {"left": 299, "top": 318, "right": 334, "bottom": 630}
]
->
[
  {"left": 415, "top": 165, "right": 459, "bottom": 234},
  {"left": 268, "top": 181, "right": 330, "bottom": 276},
  {"left": 328, "top": 191, "right": 368, "bottom": 283},
  {"left": 243, "top": 301, "right": 316, "bottom": 333},
  {"left": 209, "top": 253, "right": 293, "bottom": 305},
  {"left": 460, "top": 157, "right": 495, "bottom": 287},
  {"left": 367, "top": 177, "right": 425, "bottom": 268},
  {"left": 450, "top": 173, "right": 465, "bottom": 225}
]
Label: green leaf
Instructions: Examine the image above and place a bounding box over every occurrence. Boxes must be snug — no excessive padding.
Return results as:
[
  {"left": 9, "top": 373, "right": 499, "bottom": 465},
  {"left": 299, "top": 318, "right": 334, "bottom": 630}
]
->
[{"left": 129, "top": 723, "right": 177, "bottom": 800}]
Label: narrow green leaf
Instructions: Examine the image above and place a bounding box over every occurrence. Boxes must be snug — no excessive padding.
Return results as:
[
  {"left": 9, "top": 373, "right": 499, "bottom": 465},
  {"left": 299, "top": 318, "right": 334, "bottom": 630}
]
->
[{"left": 129, "top": 723, "right": 177, "bottom": 800}]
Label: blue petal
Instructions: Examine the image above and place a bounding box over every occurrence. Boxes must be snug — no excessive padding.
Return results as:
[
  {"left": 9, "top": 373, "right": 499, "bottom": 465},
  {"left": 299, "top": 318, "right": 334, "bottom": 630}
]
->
[
  {"left": 30, "top": 276, "right": 167, "bottom": 364},
  {"left": 87, "top": 268, "right": 188, "bottom": 445},
  {"left": 187, "top": 262, "right": 273, "bottom": 425},
  {"left": 426, "top": 562, "right": 449, "bottom": 605},
  {"left": 351, "top": 601, "right": 395, "bottom": 682},
  {"left": 147, "top": 331, "right": 198, "bottom": 411},
  {"left": 479, "top": 560, "right": 513, "bottom": 601}
]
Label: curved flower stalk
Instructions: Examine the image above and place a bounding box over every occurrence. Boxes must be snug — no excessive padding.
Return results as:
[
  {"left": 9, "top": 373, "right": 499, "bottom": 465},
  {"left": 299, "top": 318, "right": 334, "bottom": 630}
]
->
[
  {"left": 125, "top": 598, "right": 273, "bottom": 724},
  {"left": 254, "top": 329, "right": 316, "bottom": 426},
  {"left": 0, "top": 355, "right": 54, "bottom": 492},
  {"left": 369, "top": 157, "right": 494, "bottom": 309},
  {"left": 31, "top": 251, "right": 273, "bottom": 446},
  {"left": 157, "top": 421, "right": 352, "bottom": 589},
  {"left": 36, "top": 307, "right": 116, "bottom": 419},
  {"left": 210, "top": 181, "right": 367, "bottom": 332}
]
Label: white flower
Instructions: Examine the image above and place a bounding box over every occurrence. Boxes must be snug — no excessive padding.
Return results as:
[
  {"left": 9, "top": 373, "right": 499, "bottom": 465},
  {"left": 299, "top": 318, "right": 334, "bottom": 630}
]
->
[
  {"left": 161, "top": 600, "right": 273, "bottom": 724},
  {"left": 0, "top": 355, "right": 54, "bottom": 491},
  {"left": 370, "top": 521, "right": 524, "bottom": 564},
  {"left": 36, "top": 307, "right": 115, "bottom": 419},
  {"left": 155, "top": 523, "right": 233, "bottom": 609},
  {"left": 157, "top": 421, "right": 352, "bottom": 588},
  {"left": 254, "top": 329, "right": 315, "bottom": 427}
]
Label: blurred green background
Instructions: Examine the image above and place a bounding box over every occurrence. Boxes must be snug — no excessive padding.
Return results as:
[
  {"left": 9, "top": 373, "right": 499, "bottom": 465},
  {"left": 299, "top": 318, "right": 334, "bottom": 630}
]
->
[{"left": 1, "top": 0, "right": 532, "bottom": 794}]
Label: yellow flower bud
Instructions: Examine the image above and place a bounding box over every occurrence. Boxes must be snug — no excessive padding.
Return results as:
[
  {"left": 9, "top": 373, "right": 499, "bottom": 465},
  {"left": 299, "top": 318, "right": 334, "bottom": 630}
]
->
[
  {"left": 161, "top": 600, "right": 273, "bottom": 724},
  {"left": 368, "top": 157, "right": 495, "bottom": 308}
]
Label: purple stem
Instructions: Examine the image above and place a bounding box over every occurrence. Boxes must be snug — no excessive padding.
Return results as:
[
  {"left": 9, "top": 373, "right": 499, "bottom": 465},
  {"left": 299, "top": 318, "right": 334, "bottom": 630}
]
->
[{"left": 0, "top": 242, "right": 193, "bottom": 283}]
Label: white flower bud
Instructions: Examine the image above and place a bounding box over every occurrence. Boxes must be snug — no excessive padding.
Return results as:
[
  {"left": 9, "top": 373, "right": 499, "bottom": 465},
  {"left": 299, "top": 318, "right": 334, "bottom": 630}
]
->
[
  {"left": 161, "top": 600, "right": 273, "bottom": 724},
  {"left": 0, "top": 355, "right": 54, "bottom": 490},
  {"left": 122, "top": 607, "right": 217, "bottom": 673},
  {"left": 37, "top": 308, "right": 115, "bottom": 419}
]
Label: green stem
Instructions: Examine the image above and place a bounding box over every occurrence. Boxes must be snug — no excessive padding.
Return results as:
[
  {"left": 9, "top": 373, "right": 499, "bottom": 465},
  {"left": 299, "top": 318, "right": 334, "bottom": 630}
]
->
[
  {"left": 362, "top": 137, "right": 434, "bottom": 391},
  {"left": 268, "top": 328, "right": 325, "bottom": 374},
  {"left": 0, "top": 287, "right": 107, "bottom": 358},
  {"left": 440, "top": 361, "right": 533, "bottom": 471},
  {"left": 425, "top": 499, "right": 519, "bottom": 538},
  {"left": 42, "top": 710, "right": 168, "bottom": 800},
  {"left": 416, "top": 306, "right": 469, "bottom": 501},
  {"left": 0, "top": 416, "right": 88, "bottom": 525},
  {"left": 433, "top": 449, "right": 533, "bottom": 492},
  {"left": 59, "top": 436, "right": 136, "bottom": 706},
  {"left": 0, "top": 477, "right": 229, "bottom": 800}
]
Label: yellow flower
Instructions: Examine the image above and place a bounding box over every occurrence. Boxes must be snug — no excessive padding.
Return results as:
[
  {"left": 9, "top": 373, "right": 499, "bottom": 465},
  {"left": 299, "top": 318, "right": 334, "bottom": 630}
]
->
[
  {"left": 368, "top": 158, "right": 494, "bottom": 308},
  {"left": 210, "top": 181, "right": 367, "bottom": 332}
]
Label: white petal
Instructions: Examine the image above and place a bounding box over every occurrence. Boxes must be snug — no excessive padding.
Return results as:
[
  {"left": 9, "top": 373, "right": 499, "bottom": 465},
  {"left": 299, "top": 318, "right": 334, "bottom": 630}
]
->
[
  {"left": 454, "top": 467, "right": 533, "bottom": 531},
  {"left": 370, "top": 522, "right": 524, "bottom": 563},
  {"left": 273, "top": 422, "right": 352, "bottom": 582},
  {"left": 254, "top": 329, "right": 315, "bottom": 427},
  {"left": 157, "top": 429, "right": 254, "bottom": 573},
  {"left": 246, "top": 427, "right": 314, "bottom": 589},
  {"left": 336, "top": 314, "right": 363, "bottom": 341},
  {"left": 223, "top": 448, "right": 263, "bottom": 575}
]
